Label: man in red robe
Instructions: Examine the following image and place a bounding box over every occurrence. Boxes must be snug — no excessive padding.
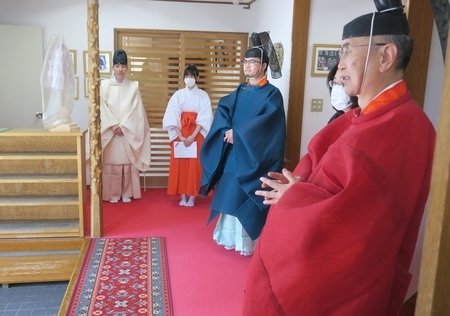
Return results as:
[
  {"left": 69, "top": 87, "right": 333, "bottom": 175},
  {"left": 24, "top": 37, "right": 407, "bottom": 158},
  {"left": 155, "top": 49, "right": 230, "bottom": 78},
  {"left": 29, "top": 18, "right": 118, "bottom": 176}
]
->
[{"left": 242, "top": 1, "right": 436, "bottom": 315}]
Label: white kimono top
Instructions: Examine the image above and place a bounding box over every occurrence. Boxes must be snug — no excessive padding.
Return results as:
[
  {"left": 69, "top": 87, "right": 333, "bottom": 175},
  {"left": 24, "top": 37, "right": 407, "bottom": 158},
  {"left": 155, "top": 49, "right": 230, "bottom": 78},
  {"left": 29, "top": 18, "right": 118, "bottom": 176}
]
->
[
  {"left": 100, "top": 76, "right": 151, "bottom": 171},
  {"left": 162, "top": 85, "right": 213, "bottom": 141}
]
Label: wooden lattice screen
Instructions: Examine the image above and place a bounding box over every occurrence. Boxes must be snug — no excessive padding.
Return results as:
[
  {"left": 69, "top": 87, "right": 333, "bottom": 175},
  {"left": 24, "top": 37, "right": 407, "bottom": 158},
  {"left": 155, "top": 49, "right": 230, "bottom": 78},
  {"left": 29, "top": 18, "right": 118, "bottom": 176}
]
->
[{"left": 114, "top": 29, "right": 248, "bottom": 188}]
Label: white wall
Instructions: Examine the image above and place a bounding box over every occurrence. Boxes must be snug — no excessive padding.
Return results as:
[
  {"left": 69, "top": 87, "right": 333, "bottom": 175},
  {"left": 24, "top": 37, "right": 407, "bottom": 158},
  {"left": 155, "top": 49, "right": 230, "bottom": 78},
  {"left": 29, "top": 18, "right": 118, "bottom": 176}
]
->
[
  {"left": 423, "top": 23, "right": 445, "bottom": 127},
  {"left": 302, "top": 1, "right": 372, "bottom": 156},
  {"left": 302, "top": 0, "right": 442, "bottom": 156},
  {"left": 1, "top": 0, "right": 441, "bottom": 148},
  {"left": 249, "top": 0, "right": 294, "bottom": 112},
  {"left": 0, "top": 0, "right": 256, "bottom": 130}
]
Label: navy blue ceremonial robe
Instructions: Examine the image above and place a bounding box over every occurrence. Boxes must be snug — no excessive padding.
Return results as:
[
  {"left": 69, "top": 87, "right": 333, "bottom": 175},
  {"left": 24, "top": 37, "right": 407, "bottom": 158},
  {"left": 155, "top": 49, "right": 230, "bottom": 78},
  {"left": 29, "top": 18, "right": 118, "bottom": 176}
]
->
[{"left": 199, "top": 82, "right": 286, "bottom": 240}]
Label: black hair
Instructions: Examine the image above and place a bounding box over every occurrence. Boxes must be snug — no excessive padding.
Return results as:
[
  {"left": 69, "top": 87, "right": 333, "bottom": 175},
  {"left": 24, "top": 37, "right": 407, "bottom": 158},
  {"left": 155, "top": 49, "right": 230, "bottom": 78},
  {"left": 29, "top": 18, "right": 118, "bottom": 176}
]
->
[
  {"left": 326, "top": 64, "right": 339, "bottom": 94},
  {"left": 245, "top": 47, "right": 270, "bottom": 71},
  {"left": 326, "top": 63, "right": 358, "bottom": 110},
  {"left": 184, "top": 64, "right": 199, "bottom": 78},
  {"left": 113, "top": 49, "right": 127, "bottom": 66}
]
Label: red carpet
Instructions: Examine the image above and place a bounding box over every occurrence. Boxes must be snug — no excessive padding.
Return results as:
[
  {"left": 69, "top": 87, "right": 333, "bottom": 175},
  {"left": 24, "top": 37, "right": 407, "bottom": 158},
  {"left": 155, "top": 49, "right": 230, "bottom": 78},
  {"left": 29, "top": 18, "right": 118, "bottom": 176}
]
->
[
  {"left": 66, "top": 237, "right": 172, "bottom": 315},
  {"left": 85, "top": 189, "right": 251, "bottom": 316}
]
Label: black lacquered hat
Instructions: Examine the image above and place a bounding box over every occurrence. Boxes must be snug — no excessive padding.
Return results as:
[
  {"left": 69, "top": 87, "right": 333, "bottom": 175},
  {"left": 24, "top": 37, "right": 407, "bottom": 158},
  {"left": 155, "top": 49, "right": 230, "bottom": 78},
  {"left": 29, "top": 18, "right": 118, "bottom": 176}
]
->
[
  {"left": 113, "top": 49, "right": 128, "bottom": 66},
  {"left": 342, "top": 0, "right": 409, "bottom": 40},
  {"left": 247, "top": 31, "right": 282, "bottom": 79}
]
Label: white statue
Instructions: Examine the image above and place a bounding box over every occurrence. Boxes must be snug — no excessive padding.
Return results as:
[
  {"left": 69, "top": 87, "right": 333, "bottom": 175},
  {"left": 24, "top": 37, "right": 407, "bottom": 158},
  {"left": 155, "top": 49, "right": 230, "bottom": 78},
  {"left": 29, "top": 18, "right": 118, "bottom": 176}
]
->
[{"left": 40, "top": 34, "right": 78, "bottom": 131}]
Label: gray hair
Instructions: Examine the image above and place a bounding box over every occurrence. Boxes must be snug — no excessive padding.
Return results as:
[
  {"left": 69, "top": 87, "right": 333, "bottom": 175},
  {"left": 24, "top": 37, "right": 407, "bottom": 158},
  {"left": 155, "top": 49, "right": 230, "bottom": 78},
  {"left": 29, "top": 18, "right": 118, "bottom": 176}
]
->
[{"left": 378, "top": 34, "right": 414, "bottom": 71}]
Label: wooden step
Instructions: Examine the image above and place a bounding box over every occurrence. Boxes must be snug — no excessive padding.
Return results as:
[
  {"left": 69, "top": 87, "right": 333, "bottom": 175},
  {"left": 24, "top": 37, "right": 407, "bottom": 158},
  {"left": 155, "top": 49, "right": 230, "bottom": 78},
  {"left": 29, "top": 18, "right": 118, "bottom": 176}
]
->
[
  {"left": 0, "top": 174, "right": 78, "bottom": 182},
  {"left": 0, "top": 152, "right": 77, "bottom": 157},
  {"left": 0, "top": 195, "right": 80, "bottom": 219},
  {"left": 0, "top": 133, "right": 78, "bottom": 152},
  {"left": 0, "top": 205, "right": 79, "bottom": 221},
  {"left": 0, "top": 156, "right": 78, "bottom": 174},
  {"left": 0, "top": 238, "right": 86, "bottom": 285},
  {"left": 0, "top": 195, "right": 79, "bottom": 205},
  {"left": 0, "top": 220, "right": 81, "bottom": 238},
  {"left": 0, "top": 182, "right": 78, "bottom": 196}
]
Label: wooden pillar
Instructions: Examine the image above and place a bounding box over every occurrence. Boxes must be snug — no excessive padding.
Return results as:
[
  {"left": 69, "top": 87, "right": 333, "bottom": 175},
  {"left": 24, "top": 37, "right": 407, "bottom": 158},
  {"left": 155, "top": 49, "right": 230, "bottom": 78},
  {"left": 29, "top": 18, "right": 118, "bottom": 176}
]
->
[
  {"left": 87, "top": 0, "right": 103, "bottom": 237},
  {"left": 415, "top": 26, "right": 450, "bottom": 315},
  {"left": 402, "top": 0, "right": 434, "bottom": 108},
  {"left": 284, "top": 0, "right": 310, "bottom": 171}
]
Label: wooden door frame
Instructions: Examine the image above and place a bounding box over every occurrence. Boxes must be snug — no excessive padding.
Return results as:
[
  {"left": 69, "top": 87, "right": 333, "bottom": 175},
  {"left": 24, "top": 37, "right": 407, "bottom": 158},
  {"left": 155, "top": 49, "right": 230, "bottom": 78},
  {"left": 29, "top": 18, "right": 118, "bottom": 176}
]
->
[
  {"left": 284, "top": 0, "right": 310, "bottom": 171},
  {"left": 402, "top": 0, "right": 434, "bottom": 108},
  {"left": 415, "top": 23, "right": 450, "bottom": 316}
]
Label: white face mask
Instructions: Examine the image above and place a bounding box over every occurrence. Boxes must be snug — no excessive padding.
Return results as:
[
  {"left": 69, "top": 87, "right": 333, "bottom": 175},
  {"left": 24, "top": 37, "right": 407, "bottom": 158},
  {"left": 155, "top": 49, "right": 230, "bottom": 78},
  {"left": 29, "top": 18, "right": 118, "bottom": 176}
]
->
[
  {"left": 331, "top": 85, "right": 351, "bottom": 111},
  {"left": 184, "top": 77, "right": 196, "bottom": 88}
]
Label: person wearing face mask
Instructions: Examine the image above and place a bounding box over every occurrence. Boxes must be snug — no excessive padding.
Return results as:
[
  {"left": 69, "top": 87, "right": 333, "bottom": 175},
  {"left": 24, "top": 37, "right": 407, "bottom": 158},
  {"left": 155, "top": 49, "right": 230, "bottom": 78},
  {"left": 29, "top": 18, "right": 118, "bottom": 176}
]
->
[
  {"left": 326, "top": 63, "right": 359, "bottom": 123},
  {"left": 199, "top": 46, "right": 286, "bottom": 256},
  {"left": 243, "top": 0, "right": 436, "bottom": 314},
  {"left": 163, "top": 64, "right": 213, "bottom": 207},
  {"left": 100, "top": 49, "right": 151, "bottom": 203}
]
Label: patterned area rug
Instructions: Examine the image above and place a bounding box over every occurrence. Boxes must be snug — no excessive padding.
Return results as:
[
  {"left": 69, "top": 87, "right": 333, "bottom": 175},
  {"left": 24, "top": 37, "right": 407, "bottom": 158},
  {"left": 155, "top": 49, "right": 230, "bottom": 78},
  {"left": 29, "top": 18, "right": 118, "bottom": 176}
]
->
[{"left": 66, "top": 237, "right": 173, "bottom": 316}]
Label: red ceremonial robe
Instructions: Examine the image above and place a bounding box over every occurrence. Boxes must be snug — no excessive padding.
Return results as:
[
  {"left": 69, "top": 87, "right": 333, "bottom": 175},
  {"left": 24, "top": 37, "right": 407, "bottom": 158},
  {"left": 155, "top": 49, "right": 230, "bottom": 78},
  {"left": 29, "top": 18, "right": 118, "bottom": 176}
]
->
[{"left": 242, "top": 90, "right": 435, "bottom": 316}]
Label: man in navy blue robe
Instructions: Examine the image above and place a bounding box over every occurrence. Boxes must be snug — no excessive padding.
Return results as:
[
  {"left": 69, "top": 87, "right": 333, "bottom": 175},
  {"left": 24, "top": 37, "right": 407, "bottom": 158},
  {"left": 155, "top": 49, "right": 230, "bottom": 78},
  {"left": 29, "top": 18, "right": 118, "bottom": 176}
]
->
[{"left": 199, "top": 46, "right": 286, "bottom": 256}]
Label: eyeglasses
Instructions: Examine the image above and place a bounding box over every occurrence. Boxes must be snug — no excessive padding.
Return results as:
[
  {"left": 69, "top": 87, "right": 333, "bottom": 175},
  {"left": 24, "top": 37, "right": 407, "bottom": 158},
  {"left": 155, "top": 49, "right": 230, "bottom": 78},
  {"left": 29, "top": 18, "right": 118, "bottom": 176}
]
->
[
  {"left": 338, "top": 43, "right": 387, "bottom": 59},
  {"left": 242, "top": 60, "right": 261, "bottom": 65},
  {"left": 328, "top": 80, "right": 344, "bottom": 89}
]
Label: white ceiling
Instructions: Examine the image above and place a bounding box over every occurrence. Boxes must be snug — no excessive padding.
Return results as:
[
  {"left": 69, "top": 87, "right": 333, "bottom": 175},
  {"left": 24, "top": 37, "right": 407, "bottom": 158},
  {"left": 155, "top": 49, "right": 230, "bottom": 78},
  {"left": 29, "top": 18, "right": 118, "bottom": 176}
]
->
[{"left": 148, "top": 0, "right": 257, "bottom": 9}]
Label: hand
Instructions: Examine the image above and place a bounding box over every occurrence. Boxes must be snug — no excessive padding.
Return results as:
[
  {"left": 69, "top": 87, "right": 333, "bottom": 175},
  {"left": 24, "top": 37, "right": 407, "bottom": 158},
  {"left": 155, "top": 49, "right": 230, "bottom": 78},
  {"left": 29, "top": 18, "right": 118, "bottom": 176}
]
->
[
  {"left": 184, "top": 135, "right": 195, "bottom": 147},
  {"left": 223, "top": 129, "right": 233, "bottom": 144},
  {"left": 112, "top": 125, "right": 124, "bottom": 136},
  {"left": 255, "top": 168, "right": 304, "bottom": 205}
]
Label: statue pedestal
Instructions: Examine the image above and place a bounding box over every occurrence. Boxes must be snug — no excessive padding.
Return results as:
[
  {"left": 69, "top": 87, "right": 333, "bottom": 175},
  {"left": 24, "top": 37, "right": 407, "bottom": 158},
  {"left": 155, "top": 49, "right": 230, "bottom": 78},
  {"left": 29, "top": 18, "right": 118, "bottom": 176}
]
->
[{"left": 50, "top": 123, "right": 80, "bottom": 132}]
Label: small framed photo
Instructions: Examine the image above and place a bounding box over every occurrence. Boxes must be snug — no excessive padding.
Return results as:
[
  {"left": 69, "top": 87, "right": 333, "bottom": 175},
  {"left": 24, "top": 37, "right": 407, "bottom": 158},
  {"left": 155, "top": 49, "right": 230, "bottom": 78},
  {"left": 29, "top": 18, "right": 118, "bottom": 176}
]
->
[
  {"left": 84, "top": 76, "right": 90, "bottom": 97},
  {"left": 74, "top": 76, "right": 79, "bottom": 100},
  {"left": 83, "top": 50, "right": 112, "bottom": 74},
  {"left": 69, "top": 50, "right": 77, "bottom": 74},
  {"left": 311, "top": 44, "right": 340, "bottom": 77}
]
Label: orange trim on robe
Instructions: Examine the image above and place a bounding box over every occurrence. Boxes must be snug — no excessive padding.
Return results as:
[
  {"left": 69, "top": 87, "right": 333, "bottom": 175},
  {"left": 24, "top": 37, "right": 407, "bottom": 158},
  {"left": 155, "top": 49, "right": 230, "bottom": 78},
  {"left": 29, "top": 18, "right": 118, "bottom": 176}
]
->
[
  {"left": 246, "top": 76, "right": 268, "bottom": 87},
  {"left": 167, "top": 111, "right": 204, "bottom": 196},
  {"left": 362, "top": 80, "right": 407, "bottom": 115}
]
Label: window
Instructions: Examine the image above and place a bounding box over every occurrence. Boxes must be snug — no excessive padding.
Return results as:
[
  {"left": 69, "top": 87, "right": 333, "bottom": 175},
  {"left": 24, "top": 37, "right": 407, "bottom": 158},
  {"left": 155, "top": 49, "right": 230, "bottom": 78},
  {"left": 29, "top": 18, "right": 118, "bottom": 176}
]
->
[{"left": 115, "top": 29, "right": 248, "bottom": 187}]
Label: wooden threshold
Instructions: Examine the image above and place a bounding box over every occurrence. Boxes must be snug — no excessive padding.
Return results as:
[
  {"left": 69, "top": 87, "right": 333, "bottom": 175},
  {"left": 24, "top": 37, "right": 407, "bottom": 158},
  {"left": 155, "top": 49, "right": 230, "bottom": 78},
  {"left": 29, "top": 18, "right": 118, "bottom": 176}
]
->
[
  {"left": 0, "top": 238, "right": 85, "bottom": 285},
  {"left": 58, "top": 238, "right": 90, "bottom": 316}
]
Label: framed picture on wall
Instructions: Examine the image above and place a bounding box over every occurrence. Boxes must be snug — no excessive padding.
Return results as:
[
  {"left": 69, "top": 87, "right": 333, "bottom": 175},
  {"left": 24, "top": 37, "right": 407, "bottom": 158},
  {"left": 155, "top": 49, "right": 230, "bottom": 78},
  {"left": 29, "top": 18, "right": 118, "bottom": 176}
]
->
[
  {"left": 74, "top": 76, "right": 79, "bottom": 100},
  {"left": 84, "top": 76, "right": 89, "bottom": 97},
  {"left": 83, "top": 50, "right": 112, "bottom": 74},
  {"left": 311, "top": 44, "right": 340, "bottom": 77},
  {"left": 84, "top": 76, "right": 109, "bottom": 98},
  {"left": 69, "top": 50, "right": 77, "bottom": 74}
]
